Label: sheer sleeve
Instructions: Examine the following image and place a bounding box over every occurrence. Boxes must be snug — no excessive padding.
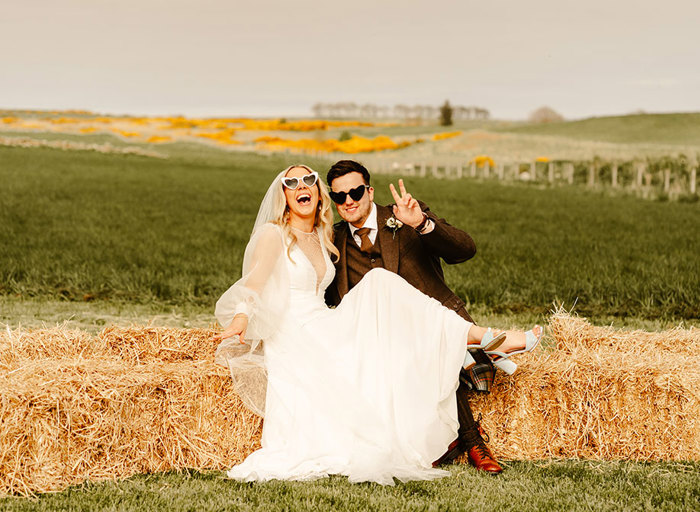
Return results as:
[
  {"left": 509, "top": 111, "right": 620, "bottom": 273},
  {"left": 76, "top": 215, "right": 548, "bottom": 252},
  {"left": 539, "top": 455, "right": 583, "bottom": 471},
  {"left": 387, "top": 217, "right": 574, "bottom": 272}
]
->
[
  {"left": 214, "top": 222, "right": 289, "bottom": 417},
  {"left": 215, "top": 223, "right": 288, "bottom": 339}
]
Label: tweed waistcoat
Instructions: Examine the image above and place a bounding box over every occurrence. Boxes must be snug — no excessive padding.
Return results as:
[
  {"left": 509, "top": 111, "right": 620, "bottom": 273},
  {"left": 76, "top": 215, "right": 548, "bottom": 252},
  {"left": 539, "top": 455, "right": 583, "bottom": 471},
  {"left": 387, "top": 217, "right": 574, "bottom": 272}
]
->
[{"left": 346, "top": 232, "right": 385, "bottom": 288}]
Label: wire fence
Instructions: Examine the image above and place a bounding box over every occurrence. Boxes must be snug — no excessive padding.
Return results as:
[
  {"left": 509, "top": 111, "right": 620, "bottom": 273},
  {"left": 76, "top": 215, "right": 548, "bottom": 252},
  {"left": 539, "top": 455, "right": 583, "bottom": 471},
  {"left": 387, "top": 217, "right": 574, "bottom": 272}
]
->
[{"left": 298, "top": 151, "right": 699, "bottom": 200}]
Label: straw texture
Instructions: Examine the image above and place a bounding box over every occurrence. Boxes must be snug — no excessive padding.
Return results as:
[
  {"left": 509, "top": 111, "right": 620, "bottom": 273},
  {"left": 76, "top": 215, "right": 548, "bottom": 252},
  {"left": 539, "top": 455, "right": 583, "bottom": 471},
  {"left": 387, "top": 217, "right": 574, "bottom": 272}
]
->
[
  {"left": 1, "top": 313, "right": 698, "bottom": 496},
  {"left": 467, "top": 311, "right": 698, "bottom": 462}
]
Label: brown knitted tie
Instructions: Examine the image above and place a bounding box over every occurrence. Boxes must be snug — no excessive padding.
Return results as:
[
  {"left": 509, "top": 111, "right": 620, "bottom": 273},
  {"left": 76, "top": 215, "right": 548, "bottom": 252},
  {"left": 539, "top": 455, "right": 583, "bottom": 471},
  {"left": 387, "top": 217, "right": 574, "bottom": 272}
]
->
[{"left": 356, "top": 227, "right": 374, "bottom": 254}]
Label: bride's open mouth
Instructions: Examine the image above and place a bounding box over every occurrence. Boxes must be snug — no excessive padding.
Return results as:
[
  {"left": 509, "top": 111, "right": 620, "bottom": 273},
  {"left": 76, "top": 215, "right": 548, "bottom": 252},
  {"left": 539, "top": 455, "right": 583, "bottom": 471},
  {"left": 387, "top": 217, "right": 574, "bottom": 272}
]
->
[{"left": 295, "top": 192, "right": 312, "bottom": 206}]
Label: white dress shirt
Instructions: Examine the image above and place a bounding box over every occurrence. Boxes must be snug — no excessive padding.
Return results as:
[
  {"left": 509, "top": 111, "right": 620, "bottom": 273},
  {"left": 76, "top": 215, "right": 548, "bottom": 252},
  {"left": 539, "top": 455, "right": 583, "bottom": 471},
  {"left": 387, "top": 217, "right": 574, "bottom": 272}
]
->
[
  {"left": 348, "top": 203, "right": 379, "bottom": 247},
  {"left": 348, "top": 203, "right": 434, "bottom": 248}
]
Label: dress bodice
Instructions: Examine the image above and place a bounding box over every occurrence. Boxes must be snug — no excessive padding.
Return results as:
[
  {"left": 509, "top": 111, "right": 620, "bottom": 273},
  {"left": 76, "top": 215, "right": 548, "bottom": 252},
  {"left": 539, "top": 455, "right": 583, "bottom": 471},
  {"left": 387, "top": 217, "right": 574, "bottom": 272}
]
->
[{"left": 284, "top": 229, "right": 335, "bottom": 316}]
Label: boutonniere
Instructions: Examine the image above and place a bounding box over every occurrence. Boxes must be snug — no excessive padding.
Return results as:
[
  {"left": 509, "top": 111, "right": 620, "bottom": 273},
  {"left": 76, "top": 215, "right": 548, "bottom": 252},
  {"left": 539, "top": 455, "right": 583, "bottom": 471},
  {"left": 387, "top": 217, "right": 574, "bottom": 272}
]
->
[{"left": 385, "top": 216, "right": 404, "bottom": 239}]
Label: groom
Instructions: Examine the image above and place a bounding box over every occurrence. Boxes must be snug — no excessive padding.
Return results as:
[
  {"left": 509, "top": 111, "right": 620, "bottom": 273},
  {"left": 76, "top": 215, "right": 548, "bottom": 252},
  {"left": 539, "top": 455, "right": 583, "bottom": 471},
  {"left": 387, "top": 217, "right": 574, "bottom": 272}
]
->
[{"left": 324, "top": 160, "right": 502, "bottom": 473}]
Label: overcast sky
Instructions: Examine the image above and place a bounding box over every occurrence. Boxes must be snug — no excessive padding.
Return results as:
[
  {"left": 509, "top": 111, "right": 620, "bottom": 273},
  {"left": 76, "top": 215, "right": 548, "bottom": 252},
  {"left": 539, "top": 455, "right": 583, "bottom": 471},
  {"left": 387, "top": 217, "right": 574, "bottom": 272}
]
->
[{"left": 2, "top": 0, "right": 699, "bottom": 120}]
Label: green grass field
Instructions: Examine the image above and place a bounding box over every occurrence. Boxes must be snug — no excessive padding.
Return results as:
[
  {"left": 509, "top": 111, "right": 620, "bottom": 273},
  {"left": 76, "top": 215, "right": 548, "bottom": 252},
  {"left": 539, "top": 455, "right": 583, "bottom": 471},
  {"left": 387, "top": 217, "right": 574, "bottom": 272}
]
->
[
  {"left": 1, "top": 141, "right": 699, "bottom": 509},
  {"left": 1, "top": 145, "right": 698, "bottom": 322},
  {"left": 1, "top": 462, "right": 698, "bottom": 511}
]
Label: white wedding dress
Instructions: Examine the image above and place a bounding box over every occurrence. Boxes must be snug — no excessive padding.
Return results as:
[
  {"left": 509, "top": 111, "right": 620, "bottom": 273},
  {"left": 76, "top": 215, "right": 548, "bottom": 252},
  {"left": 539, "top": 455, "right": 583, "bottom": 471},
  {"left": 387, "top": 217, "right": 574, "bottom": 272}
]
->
[{"left": 215, "top": 223, "right": 473, "bottom": 485}]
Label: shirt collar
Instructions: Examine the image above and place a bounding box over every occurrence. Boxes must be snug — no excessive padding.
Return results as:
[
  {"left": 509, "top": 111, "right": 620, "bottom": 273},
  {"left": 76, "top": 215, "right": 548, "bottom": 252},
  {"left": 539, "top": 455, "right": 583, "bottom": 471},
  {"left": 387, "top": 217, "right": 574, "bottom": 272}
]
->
[{"left": 348, "top": 202, "right": 378, "bottom": 236}]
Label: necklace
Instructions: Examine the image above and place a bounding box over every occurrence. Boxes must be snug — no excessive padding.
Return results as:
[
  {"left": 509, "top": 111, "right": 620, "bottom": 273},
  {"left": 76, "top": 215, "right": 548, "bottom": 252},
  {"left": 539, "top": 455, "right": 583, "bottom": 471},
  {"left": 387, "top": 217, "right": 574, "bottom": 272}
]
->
[{"left": 291, "top": 226, "right": 316, "bottom": 235}]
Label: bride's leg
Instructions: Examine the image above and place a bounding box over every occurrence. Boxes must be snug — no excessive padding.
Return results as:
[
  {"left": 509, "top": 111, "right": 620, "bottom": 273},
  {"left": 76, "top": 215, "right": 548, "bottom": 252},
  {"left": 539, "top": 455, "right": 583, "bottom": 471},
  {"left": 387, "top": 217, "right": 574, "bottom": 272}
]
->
[
  {"left": 466, "top": 325, "right": 543, "bottom": 353},
  {"left": 493, "top": 325, "right": 544, "bottom": 354},
  {"left": 466, "top": 325, "right": 490, "bottom": 345}
]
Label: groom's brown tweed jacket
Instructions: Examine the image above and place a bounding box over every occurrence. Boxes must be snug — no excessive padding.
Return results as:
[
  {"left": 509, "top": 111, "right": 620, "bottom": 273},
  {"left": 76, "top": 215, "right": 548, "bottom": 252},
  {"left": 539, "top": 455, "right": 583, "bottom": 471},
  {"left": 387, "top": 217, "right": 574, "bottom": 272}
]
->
[{"left": 325, "top": 203, "right": 496, "bottom": 393}]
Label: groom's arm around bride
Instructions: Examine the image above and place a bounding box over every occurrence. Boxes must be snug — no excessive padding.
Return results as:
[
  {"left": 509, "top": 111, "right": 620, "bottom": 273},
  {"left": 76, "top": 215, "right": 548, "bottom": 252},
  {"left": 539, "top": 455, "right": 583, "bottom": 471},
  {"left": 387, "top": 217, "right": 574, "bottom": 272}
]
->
[{"left": 323, "top": 159, "right": 502, "bottom": 474}]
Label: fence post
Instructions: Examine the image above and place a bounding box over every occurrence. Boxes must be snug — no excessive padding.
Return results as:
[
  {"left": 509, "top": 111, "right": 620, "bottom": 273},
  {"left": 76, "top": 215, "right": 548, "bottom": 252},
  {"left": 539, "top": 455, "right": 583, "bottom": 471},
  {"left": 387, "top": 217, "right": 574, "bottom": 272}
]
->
[
  {"left": 431, "top": 163, "right": 440, "bottom": 178},
  {"left": 691, "top": 165, "right": 697, "bottom": 195},
  {"left": 497, "top": 163, "right": 504, "bottom": 180},
  {"left": 636, "top": 163, "right": 644, "bottom": 188},
  {"left": 663, "top": 169, "right": 670, "bottom": 193},
  {"left": 611, "top": 162, "right": 618, "bottom": 187},
  {"left": 420, "top": 162, "right": 427, "bottom": 177},
  {"left": 470, "top": 161, "right": 477, "bottom": 178},
  {"left": 548, "top": 162, "right": 554, "bottom": 183},
  {"left": 456, "top": 164, "right": 463, "bottom": 178},
  {"left": 484, "top": 162, "right": 490, "bottom": 178},
  {"left": 530, "top": 161, "right": 537, "bottom": 181},
  {"left": 567, "top": 162, "right": 574, "bottom": 184},
  {"left": 588, "top": 162, "right": 595, "bottom": 187},
  {"left": 643, "top": 172, "right": 653, "bottom": 201}
]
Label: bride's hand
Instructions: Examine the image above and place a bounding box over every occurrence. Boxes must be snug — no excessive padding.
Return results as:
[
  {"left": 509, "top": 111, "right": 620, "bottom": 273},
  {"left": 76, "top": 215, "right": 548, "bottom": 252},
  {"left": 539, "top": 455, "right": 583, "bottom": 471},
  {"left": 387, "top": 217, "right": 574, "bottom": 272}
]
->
[
  {"left": 213, "top": 314, "right": 248, "bottom": 343},
  {"left": 389, "top": 179, "right": 424, "bottom": 228}
]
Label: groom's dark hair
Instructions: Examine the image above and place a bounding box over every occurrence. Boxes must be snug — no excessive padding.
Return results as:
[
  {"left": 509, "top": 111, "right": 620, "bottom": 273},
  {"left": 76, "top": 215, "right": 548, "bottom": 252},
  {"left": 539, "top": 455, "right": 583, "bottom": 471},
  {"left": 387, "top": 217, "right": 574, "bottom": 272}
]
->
[{"left": 326, "top": 160, "right": 371, "bottom": 187}]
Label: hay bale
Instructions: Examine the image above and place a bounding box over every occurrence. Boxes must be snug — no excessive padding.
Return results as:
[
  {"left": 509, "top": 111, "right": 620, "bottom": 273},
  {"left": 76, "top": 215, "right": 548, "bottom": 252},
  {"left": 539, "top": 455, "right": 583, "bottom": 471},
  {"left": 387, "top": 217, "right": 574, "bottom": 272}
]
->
[
  {"left": 464, "top": 312, "right": 699, "bottom": 463},
  {"left": 0, "top": 326, "right": 217, "bottom": 365},
  {"left": 0, "top": 328, "right": 260, "bottom": 497},
  {"left": 1, "top": 314, "right": 698, "bottom": 496},
  {"left": 549, "top": 310, "right": 698, "bottom": 356},
  {"left": 470, "top": 347, "right": 699, "bottom": 462},
  {"left": 0, "top": 326, "right": 98, "bottom": 366},
  {"left": 98, "top": 326, "right": 217, "bottom": 363}
]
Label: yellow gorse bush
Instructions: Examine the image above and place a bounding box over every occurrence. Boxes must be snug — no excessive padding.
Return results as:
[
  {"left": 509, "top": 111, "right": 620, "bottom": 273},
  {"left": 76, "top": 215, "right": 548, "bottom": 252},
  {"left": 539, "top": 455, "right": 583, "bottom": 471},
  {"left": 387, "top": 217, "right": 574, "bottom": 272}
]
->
[
  {"left": 0, "top": 110, "right": 418, "bottom": 153},
  {"left": 112, "top": 129, "right": 140, "bottom": 138},
  {"left": 432, "top": 131, "right": 462, "bottom": 141},
  {"left": 196, "top": 129, "right": 240, "bottom": 145},
  {"left": 471, "top": 155, "right": 495, "bottom": 168},
  {"left": 147, "top": 135, "right": 173, "bottom": 144},
  {"left": 49, "top": 117, "right": 80, "bottom": 125},
  {"left": 242, "top": 119, "right": 373, "bottom": 131},
  {"left": 257, "top": 134, "right": 418, "bottom": 154}
]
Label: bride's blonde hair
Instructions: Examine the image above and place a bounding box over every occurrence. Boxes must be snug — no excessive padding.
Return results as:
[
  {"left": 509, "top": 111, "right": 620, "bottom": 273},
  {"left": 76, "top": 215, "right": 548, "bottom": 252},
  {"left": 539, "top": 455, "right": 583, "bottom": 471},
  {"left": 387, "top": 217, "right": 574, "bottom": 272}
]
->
[{"left": 270, "top": 164, "right": 339, "bottom": 262}]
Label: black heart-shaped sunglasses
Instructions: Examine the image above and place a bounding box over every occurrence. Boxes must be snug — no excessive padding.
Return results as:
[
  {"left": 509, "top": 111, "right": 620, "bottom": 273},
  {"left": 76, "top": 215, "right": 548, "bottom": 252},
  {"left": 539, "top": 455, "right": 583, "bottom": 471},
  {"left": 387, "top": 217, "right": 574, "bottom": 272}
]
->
[{"left": 329, "top": 185, "right": 369, "bottom": 204}]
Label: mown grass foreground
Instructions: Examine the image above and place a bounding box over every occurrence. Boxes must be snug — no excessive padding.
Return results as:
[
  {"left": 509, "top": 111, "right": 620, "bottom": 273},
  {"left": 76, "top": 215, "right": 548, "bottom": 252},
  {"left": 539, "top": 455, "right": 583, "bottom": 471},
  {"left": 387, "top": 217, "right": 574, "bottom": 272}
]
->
[
  {"left": 1, "top": 145, "right": 698, "bottom": 321},
  {"left": 1, "top": 462, "right": 697, "bottom": 512}
]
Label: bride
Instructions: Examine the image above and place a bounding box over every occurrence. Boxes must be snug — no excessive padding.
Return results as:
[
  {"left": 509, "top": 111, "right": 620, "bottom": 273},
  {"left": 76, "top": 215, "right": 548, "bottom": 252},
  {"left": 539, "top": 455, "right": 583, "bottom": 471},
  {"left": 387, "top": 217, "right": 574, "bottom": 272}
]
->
[{"left": 213, "top": 164, "right": 541, "bottom": 484}]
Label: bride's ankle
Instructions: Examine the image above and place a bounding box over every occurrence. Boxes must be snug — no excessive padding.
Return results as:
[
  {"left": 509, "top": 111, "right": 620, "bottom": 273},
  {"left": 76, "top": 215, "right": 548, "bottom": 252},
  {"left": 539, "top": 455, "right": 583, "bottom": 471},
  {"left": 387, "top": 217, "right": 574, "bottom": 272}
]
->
[
  {"left": 501, "top": 330, "right": 526, "bottom": 353},
  {"left": 502, "top": 326, "right": 542, "bottom": 353}
]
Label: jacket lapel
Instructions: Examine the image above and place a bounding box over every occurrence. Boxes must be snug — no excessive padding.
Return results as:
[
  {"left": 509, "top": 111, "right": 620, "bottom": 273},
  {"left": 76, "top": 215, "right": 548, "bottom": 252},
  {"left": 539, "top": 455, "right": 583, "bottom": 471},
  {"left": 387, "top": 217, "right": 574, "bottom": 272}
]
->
[{"left": 376, "top": 204, "right": 399, "bottom": 273}]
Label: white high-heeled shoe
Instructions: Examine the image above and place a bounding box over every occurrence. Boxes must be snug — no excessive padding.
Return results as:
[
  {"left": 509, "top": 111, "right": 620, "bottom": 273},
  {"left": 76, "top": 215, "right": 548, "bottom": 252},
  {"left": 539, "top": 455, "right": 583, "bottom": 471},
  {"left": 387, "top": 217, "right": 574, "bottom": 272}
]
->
[
  {"left": 485, "top": 326, "right": 544, "bottom": 375},
  {"left": 463, "top": 328, "right": 506, "bottom": 369}
]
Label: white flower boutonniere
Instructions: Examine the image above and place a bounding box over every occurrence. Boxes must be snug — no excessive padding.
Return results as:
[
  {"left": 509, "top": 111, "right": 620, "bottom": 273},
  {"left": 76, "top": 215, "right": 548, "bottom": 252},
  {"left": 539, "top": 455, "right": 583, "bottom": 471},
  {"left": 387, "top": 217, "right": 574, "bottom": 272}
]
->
[{"left": 385, "top": 216, "right": 404, "bottom": 239}]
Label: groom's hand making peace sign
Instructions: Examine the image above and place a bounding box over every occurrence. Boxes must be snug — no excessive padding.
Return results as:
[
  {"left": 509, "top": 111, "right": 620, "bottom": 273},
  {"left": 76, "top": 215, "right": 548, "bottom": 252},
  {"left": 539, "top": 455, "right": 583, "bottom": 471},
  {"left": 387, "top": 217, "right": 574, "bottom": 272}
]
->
[{"left": 389, "top": 179, "right": 427, "bottom": 228}]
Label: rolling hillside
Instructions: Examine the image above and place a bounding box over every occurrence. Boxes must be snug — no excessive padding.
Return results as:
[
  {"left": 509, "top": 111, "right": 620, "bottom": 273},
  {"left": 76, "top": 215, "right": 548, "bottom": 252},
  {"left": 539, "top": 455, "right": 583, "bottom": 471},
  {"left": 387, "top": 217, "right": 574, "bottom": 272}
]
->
[{"left": 496, "top": 113, "right": 700, "bottom": 147}]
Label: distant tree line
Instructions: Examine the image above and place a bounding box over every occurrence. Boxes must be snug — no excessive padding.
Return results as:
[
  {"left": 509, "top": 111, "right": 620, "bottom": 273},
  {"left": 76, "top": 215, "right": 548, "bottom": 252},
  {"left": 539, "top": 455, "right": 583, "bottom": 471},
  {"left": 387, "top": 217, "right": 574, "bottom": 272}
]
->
[{"left": 311, "top": 102, "right": 490, "bottom": 120}]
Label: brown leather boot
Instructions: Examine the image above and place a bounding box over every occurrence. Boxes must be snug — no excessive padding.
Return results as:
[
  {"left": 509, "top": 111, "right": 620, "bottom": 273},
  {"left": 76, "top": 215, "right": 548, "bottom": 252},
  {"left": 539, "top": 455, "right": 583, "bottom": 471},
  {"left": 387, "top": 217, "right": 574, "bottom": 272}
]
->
[
  {"left": 432, "top": 438, "right": 465, "bottom": 467},
  {"left": 464, "top": 415, "right": 503, "bottom": 474},
  {"left": 467, "top": 442, "right": 503, "bottom": 474}
]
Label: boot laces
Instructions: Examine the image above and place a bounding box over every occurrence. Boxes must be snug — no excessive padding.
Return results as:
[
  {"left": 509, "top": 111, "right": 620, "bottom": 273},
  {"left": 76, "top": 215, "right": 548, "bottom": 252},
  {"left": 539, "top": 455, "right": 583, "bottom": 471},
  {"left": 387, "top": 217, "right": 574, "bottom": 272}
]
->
[{"left": 474, "top": 413, "right": 490, "bottom": 444}]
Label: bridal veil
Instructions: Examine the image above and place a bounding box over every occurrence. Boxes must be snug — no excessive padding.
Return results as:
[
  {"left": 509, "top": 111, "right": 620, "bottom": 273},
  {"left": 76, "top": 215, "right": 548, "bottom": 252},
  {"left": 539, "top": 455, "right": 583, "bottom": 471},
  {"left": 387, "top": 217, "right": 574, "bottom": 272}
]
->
[{"left": 214, "top": 169, "right": 293, "bottom": 416}]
